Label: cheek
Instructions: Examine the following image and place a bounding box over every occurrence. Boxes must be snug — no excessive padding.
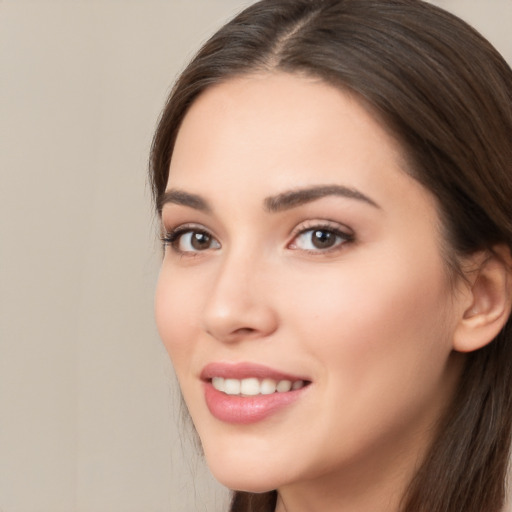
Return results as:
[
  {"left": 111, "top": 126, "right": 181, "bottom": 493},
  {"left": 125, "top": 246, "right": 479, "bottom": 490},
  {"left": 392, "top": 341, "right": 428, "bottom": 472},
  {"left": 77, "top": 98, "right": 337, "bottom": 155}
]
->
[
  {"left": 281, "top": 252, "right": 455, "bottom": 408},
  {"left": 154, "top": 266, "right": 201, "bottom": 370},
  {"left": 272, "top": 258, "right": 457, "bottom": 471}
]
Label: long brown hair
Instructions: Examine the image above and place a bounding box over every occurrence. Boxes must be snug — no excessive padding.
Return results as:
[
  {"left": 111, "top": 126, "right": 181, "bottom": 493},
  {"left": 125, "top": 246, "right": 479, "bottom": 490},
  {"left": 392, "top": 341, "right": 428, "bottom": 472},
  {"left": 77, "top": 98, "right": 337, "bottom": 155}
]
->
[{"left": 150, "top": 1, "right": 512, "bottom": 511}]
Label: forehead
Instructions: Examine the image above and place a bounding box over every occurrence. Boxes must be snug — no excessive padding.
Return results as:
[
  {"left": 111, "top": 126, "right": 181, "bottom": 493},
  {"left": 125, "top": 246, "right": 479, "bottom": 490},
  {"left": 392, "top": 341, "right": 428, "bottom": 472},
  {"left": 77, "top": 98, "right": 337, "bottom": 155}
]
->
[{"left": 169, "top": 73, "right": 407, "bottom": 194}]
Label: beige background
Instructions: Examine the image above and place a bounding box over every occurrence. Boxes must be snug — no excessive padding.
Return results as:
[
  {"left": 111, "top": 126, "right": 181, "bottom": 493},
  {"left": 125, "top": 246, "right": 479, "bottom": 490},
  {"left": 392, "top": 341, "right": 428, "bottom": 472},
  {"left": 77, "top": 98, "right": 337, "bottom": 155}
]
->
[{"left": 0, "top": 1, "right": 511, "bottom": 511}]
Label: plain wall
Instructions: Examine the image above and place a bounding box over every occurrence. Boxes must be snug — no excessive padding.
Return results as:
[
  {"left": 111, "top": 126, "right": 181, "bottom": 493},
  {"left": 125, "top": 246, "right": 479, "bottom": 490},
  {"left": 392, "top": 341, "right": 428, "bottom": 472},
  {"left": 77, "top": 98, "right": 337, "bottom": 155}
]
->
[{"left": 1, "top": 1, "right": 510, "bottom": 511}]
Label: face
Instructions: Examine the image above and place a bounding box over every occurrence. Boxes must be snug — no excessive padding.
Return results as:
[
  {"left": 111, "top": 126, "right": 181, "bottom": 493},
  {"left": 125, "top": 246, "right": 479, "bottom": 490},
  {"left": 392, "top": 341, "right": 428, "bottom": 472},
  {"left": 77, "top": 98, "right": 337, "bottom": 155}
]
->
[{"left": 155, "top": 73, "right": 465, "bottom": 496}]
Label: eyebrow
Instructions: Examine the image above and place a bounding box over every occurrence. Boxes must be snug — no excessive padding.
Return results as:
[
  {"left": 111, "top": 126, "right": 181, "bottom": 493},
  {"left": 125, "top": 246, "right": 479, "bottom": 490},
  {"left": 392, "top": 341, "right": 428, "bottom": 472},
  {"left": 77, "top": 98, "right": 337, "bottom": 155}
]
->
[
  {"left": 158, "top": 189, "right": 212, "bottom": 214},
  {"left": 264, "top": 185, "right": 380, "bottom": 212},
  {"left": 158, "top": 184, "right": 380, "bottom": 215}
]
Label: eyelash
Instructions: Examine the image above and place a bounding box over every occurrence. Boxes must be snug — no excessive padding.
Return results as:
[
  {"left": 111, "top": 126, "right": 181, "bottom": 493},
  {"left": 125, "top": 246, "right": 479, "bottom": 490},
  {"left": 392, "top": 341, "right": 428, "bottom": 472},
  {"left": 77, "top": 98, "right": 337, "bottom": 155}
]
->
[{"left": 161, "top": 222, "right": 354, "bottom": 255}]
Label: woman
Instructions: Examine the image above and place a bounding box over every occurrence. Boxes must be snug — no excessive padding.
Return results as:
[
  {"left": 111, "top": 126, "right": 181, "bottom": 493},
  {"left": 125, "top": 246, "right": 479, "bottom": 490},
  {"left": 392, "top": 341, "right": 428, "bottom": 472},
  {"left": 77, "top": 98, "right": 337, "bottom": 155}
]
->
[{"left": 150, "top": 1, "right": 512, "bottom": 511}]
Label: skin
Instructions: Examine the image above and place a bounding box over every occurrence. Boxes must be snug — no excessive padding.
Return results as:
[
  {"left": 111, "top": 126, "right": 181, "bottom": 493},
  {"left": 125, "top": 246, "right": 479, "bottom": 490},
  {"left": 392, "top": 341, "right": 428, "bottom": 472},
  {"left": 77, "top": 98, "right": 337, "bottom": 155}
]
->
[{"left": 155, "top": 73, "right": 469, "bottom": 512}]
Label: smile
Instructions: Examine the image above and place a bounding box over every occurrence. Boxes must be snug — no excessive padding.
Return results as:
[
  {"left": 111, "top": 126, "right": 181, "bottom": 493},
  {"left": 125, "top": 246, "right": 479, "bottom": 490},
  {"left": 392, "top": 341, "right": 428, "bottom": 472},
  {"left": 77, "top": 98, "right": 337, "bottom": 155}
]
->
[
  {"left": 211, "top": 377, "right": 307, "bottom": 396},
  {"left": 201, "top": 362, "right": 311, "bottom": 424}
]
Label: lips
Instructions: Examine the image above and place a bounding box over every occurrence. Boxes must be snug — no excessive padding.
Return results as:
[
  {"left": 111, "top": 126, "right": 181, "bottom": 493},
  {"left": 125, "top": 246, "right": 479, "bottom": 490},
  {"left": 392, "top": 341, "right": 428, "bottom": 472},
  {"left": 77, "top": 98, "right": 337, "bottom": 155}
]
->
[
  {"left": 201, "top": 362, "right": 311, "bottom": 424},
  {"left": 201, "top": 362, "right": 309, "bottom": 381}
]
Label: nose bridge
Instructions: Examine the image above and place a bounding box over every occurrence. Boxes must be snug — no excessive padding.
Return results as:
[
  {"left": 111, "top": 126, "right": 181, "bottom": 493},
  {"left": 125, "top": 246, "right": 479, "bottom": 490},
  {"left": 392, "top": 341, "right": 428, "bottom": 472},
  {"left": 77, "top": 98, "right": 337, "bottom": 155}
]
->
[{"left": 202, "top": 242, "right": 277, "bottom": 342}]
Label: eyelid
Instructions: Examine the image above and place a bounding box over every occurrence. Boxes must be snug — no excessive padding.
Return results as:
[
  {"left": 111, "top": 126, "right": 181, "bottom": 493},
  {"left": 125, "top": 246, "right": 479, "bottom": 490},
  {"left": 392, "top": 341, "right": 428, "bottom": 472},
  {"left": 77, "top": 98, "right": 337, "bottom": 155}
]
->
[{"left": 289, "top": 219, "right": 354, "bottom": 238}]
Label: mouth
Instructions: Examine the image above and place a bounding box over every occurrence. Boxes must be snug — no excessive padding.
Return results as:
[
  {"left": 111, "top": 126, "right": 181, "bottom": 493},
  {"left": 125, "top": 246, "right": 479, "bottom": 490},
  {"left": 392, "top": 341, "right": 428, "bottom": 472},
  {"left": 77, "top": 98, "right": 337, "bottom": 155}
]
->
[{"left": 200, "top": 362, "right": 311, "bottom": 424}]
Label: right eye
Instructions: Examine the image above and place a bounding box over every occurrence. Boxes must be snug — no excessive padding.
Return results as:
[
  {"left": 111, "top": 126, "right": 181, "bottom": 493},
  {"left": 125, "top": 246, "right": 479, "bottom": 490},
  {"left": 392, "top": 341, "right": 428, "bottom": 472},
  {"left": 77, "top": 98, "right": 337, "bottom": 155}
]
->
[{"left": 162, "top": 227, "right": 221, "bottom": 254}]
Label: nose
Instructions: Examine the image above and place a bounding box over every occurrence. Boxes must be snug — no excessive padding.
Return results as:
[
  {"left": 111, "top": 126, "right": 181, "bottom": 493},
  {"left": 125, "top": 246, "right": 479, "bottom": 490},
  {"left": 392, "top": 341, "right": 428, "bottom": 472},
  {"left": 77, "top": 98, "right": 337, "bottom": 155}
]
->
[{"left": 201, "top": 252, "right": 278, "bottom": 343}]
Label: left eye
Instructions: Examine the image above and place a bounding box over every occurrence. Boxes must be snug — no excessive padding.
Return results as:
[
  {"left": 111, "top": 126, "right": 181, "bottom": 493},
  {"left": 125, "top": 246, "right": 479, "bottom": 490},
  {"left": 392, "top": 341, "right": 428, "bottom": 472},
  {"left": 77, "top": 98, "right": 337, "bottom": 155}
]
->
[
  {"left": 179, "top": 231, "right": 219, "bottom": 252},
  {"left": 164, "top": 228, "right": 221, "bottom": 253},
  {"left": 291, "top": 228, "right": 351, "bottom": 251}
]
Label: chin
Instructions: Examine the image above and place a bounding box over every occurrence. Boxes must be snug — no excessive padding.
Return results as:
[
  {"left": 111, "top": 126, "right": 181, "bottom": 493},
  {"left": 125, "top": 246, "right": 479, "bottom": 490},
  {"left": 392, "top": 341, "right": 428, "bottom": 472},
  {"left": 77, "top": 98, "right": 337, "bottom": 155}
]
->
[
  {"left": 201, "top": 443, "right": 288, "bottom": 493},
  {"left": 208, "top": 469, "right": 279, "bottom": 494}
]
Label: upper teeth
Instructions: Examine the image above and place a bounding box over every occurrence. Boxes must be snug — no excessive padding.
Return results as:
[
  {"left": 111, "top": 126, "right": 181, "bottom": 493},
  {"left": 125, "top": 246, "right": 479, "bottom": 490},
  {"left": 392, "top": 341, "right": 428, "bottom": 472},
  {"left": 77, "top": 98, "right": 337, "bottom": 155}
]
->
[{"left": 212, "top": 377, "right": 305, "bottom": 396}]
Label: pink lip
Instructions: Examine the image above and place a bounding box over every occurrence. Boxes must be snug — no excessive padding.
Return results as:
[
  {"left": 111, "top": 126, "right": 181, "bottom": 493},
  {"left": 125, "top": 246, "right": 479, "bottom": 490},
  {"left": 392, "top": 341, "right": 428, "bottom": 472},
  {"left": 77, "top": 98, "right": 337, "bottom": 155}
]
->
[
  {"left": 200, "top": 362, "right": 308, "bottom": 382},
  {"left": 201, "top": 362, "right": 311, "bottom": 425}
]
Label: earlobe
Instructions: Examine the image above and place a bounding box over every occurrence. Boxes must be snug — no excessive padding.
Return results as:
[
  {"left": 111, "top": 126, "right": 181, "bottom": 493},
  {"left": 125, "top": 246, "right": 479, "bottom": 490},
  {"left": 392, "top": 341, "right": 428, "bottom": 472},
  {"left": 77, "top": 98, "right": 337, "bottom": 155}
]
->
[{"left": 453, "top": 246, "right": 512, "bottom": 353}]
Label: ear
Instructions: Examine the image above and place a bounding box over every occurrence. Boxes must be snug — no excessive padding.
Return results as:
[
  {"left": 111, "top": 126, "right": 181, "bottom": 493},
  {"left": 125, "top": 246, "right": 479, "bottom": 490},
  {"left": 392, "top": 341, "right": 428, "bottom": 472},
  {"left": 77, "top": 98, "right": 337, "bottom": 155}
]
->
[{"left": 453, "top": 245, "right": 512, "bottom": 353}]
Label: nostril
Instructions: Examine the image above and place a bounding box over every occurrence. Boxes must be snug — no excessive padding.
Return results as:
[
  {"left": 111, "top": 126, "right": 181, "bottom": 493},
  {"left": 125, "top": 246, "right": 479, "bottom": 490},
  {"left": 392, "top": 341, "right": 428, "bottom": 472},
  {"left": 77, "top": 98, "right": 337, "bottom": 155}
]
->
[{"left": 234, "top": 327, "right": 257, "bottom": 336}]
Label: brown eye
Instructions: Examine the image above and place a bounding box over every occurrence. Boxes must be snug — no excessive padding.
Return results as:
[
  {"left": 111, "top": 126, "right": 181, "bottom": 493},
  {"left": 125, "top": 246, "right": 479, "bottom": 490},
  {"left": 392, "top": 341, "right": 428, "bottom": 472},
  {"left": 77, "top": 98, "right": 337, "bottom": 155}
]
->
[
  {"left": 189, "top": 232, "right": 213, "bottom": 250},
  {"left": 169, "top": 229, "right": 221, "bottom": 253},
  {"left": 311, "top": 230, "right": 337, "bottom": 249},
  {"left": 291, "top": 226, "right": 352, "bottom": 252}
]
